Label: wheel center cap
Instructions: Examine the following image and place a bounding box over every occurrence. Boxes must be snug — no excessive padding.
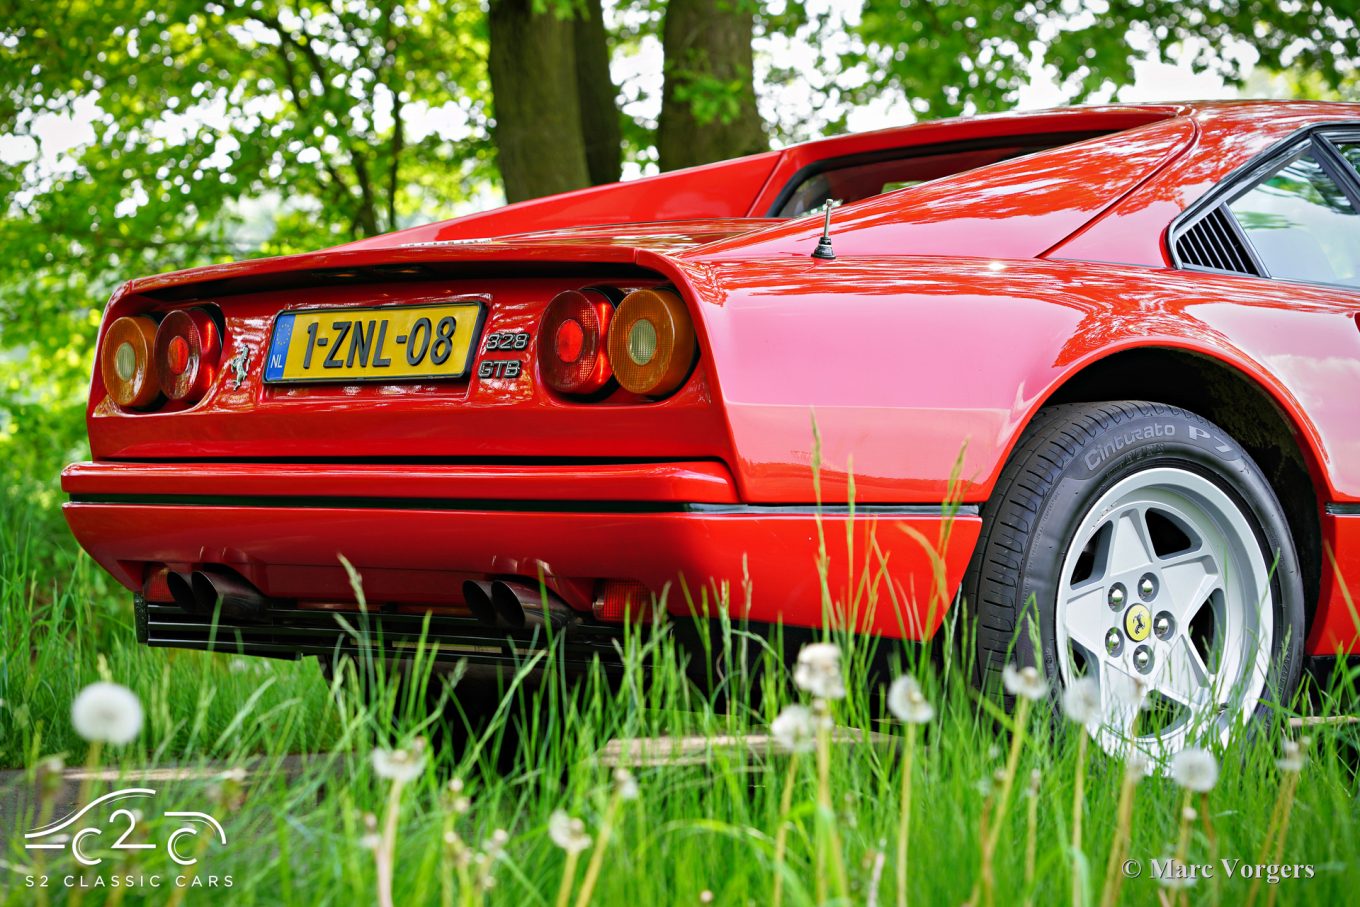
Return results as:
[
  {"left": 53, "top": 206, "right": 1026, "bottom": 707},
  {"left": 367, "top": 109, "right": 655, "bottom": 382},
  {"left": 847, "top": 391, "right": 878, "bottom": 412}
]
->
[{"left": 1124, "top": 603, "right": 1152, "bottom": 642}]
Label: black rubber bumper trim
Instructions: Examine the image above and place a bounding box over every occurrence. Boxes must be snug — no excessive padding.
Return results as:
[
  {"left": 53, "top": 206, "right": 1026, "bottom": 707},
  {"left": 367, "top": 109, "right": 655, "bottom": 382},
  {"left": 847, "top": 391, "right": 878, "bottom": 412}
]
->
[
  {"left": 1326, "top": 503, "right": 1360, "bottom": 516},
  {"left": 70, "top": 493, "right": 979, "bottom": 517}
]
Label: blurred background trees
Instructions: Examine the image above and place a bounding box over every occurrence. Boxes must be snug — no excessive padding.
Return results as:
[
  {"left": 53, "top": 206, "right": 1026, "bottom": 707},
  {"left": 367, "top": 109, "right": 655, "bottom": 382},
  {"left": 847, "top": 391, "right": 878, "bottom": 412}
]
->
[{"left": 1, "top": 0, "right": 1359, "bottom": 535}]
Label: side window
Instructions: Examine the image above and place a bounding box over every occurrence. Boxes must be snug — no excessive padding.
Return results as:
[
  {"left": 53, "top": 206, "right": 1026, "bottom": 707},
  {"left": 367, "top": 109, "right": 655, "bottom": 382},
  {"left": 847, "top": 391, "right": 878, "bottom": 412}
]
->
[{"left": 1227, "top": 149, "right": 1360, "bottom": 287}]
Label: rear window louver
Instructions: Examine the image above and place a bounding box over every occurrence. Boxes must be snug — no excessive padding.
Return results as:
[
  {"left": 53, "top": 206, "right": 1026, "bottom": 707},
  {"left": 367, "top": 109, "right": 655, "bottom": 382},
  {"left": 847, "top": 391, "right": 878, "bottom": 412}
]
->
[{"left": 1174, "top": 207, "right": 1260, "bottom": 276}]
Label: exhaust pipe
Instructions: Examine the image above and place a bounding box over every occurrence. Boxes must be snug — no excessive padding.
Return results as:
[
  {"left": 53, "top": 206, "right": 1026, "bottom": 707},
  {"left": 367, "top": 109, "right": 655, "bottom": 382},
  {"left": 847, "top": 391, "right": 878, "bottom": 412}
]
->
[
  {"left": 489, "top": 580, "right": 579, "bottom": 630},
  {"left": 166, "top": 571, "right": 200, "bottom": 612},
  {"left": 461, "top": 580, "right": 499, "bottom": 626},
  {"left": 190, "top": 569, "right": 267, "bottom": 620}
]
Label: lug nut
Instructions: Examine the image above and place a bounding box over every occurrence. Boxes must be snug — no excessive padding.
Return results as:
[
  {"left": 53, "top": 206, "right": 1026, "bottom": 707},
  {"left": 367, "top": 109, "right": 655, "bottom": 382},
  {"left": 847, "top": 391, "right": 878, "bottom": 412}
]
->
[
  {"left": 1133, "top": 644, "right": 1154, "bottom": 673},
  {"left": 1139, "top": 574, "right": 1157, "bottom": 600},
  {"left": 1108, "top": 584, "right": 1126, "bottom": 610},
  {"left": 1105, "top": 628, "right": 1124, "bottom": 656},
  {"left": 1154, "top": 612, "right": 1174, "bottom": 640}
]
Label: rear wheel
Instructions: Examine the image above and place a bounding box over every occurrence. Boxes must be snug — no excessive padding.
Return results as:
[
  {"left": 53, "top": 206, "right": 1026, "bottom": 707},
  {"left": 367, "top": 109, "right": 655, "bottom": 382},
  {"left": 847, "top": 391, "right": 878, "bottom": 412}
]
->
[{"left": 963, "top": 401, "right": 1305, "bottom": 760}]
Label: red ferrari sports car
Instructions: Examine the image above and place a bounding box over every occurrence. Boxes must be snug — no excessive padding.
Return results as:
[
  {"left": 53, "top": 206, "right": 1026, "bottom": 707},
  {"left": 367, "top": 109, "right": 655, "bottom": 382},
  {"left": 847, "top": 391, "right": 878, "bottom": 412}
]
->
[{"left": 65, "top": 100, "right": 1360, "bottom": 757}]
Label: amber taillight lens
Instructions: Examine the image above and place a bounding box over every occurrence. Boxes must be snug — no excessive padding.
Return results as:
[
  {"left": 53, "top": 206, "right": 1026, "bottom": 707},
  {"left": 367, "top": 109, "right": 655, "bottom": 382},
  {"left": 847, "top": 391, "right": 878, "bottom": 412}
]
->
[
  {"left": 606, "top": 288, "right": 696, "bottom": 397},
  {"left": 537, "top": 289, "right": 614, "bottom": 395},
  {"left": 154, "top": 308, "right": 222, "bottom": 403},
  {"left": 100, "top": 315, "right": 161, "bottom": 409}
]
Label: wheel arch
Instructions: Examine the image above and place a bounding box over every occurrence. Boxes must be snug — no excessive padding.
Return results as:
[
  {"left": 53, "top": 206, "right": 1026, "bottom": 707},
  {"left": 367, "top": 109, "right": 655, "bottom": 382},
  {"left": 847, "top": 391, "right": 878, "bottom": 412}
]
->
[{"left": 1038, "top": 345, "right": 1326, "bottom": 627}]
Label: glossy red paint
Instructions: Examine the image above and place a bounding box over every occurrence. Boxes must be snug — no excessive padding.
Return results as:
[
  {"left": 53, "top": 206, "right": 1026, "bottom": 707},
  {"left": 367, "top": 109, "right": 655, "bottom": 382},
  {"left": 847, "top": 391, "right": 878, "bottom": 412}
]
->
[
  {"left": 63, "top": 499, "right": 977, "bottom": 638},
  {"left": 1311, "top": 514, "right": 1360, "bottom": 653},
  {"left": 63, "top": 100, "right": 1360, "bottom": 654}
]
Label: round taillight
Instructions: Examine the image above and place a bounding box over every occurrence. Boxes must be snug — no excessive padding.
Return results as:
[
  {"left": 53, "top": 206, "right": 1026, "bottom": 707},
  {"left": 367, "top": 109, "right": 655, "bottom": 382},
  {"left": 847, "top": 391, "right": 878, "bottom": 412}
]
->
[
  {"left": 100, "top": 315, "right": 160, "bottom": 409},
  {"left": 154, "top": 308, "right": 222, "bottom": 403},
  {"left": 537, "top": 289, "right": 614, "bottom": 395},
  {"left": 606, "top": 288, "right": 697, "bottom": 397}
]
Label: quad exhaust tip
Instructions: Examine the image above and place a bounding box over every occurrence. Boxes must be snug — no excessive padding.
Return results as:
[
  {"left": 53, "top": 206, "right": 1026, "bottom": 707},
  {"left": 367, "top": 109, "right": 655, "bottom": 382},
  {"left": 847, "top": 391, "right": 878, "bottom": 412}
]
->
[
  {"left": 461, "top": 580, "right": 498, "bottom": 626},
  {"left": 166, "top": 568, "right": 268, "bottom": 620},
  {"left": 460, "top": 579, "right": 579, "bottom": 629}
]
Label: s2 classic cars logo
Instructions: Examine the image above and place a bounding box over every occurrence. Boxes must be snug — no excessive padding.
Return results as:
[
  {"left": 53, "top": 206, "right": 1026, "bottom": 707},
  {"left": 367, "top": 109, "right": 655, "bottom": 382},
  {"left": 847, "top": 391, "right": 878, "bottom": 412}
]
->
[{"left": 25, "top": 787, "right": 228, "bottom": 868}]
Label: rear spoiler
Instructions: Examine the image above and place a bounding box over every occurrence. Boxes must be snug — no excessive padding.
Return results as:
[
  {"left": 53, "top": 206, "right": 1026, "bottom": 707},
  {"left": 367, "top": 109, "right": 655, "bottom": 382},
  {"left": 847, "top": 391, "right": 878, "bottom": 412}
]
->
[{"left": 124, "top": 242, "right": 677, "bottom": 304}]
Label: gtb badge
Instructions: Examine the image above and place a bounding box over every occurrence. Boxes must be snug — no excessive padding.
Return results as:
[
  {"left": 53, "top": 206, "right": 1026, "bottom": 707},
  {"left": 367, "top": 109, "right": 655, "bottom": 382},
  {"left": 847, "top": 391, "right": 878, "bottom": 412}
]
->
[{"left": 478, "top": 359, "right": 522, "bottom": 380}]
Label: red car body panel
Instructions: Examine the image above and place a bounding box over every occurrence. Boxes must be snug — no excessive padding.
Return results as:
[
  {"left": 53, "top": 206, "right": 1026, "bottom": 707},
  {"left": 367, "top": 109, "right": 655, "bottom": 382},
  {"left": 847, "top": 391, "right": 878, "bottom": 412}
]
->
[{"left": 63, "top": 100, "right": 1360, "bottom": 654}]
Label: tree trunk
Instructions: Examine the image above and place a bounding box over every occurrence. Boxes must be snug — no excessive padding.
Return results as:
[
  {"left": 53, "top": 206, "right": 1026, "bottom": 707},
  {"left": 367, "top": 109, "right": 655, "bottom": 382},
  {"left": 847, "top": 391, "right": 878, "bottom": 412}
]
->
[
  {"left": 574, "top": 0, "right": 622, "bottom": 186},
  {"left": 657, "top": 0, "right": 767, "bottom": 172},
  {"left": 487, "top": 0, "right": 593, "bottom": 203}
]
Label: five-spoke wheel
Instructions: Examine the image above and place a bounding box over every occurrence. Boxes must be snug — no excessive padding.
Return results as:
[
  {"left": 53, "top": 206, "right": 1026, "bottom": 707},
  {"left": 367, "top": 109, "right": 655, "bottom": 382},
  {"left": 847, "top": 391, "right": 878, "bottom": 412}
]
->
[{"left": 963, "top": 401, "right": 1304, "bottom": 762}]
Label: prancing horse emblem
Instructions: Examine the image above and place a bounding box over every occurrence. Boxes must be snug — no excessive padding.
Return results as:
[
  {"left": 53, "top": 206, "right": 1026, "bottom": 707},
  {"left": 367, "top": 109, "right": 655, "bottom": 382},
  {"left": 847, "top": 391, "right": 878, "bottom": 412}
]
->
[
  {"left": 228, "top": 346, "right": 250, "bottom": 389},
  {"left": 1124, "top": 603, "right": 1152, "bottom": 642}
]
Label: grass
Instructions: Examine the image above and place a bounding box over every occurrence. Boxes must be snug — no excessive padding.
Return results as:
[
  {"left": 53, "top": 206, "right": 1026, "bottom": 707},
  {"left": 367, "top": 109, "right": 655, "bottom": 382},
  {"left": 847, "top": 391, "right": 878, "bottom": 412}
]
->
[{"left": 2, "top": 486, "right": 1360, "bottom": 905}]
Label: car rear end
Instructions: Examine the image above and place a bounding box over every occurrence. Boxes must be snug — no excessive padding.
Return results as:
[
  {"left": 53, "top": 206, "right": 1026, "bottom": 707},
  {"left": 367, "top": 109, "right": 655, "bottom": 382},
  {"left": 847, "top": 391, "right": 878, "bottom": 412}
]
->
[{"left": 63, "top": 243, "right": 863, "bottom": 671}]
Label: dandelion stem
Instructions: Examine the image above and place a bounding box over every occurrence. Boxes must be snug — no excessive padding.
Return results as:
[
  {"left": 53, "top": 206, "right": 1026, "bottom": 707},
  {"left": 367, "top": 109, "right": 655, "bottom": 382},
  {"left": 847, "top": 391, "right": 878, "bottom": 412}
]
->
[
  {"left": 573, "top": 792, "right": 622, "bottom": 907},
  {"left": 1200, "top": 791, "right": 1219, "bottom": 907},
  {"left": 554, "top": 850, "right": 581, "bottom": 907},
  {"left": 1024, "top": 770, "right": 1040, "bottom": 907},
  {"left": 1249, "top": 767, "right": 1301, "bottom": 907},
  {"left": 974, "top": 696, "right": 1032, "bottom": 907},
  {"left": 1172, "top": 789, "right": 1194, "bottom": 907},
  {"left": 1071, "top": 729, "right": 1089, "bottom": 907},
  {"left": 67, "top": 740, "right": 104, "bottom": 907},
  {"left": 1097, "top": 756, "right": 1140, "bottom": 907},
  {"left": 896, "top": 723, "right": 916, "bottom": 907},
  {"left": 773, "top": 751, "right": 801, "bottom": 907},
  {"left": 373, "top": 776, "right": 407, "bottom": 907},
  {"left": 815, "top": 707, "right": 850, "bottom": 903}
]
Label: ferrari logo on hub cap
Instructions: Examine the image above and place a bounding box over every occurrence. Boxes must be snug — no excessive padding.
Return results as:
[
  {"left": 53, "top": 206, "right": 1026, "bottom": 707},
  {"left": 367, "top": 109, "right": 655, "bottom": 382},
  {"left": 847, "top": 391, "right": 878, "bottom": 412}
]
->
[{"left": 1124, "top": 604, "right": 1152, "bottom": 642}]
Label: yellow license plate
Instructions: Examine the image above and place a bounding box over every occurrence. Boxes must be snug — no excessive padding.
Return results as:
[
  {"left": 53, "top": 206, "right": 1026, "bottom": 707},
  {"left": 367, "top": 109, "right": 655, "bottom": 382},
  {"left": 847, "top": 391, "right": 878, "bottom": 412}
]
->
[{"left": 263, "top": 301, "right": 486, "bottom": 383}]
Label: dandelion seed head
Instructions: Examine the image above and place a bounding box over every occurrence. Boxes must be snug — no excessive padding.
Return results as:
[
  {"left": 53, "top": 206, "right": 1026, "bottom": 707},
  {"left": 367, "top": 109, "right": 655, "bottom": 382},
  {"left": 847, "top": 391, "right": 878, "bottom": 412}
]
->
[
  {"left": 771, "top": 704, "right": 818, "bottom": 753},
  {"left": 1062, "top": 676, "right": 1101, "bottom": 725},
  {"left": 793, "top": 642, "right": 846, "bottom": 700},
  {"left": 700, "top": 891, "right": 714, "bottom": 903},
  {"left": 1156, "top": 858, "right": 1197, "bottom": 889},
  {"left": 1126, "top": 750, "right": 1151, "bottom": 779},
  {"left": 887, "top": 675, "right": 935, "bottom": 724},
  {"left": 613, "top": 768, "right": 639, "bottom": 801},
  {"left": 1002, "top": 664, "right": 1048, "bottom": 701},
  {"left": 1170, "top": 747, "right": 1218, "bottom": 793},
  {"left": 548, "top": 810, "right": 591, "bottom": 854},
  {"left": 71, "top": 682, "right": 144, "bottom": 745},
  {"left": 1182, "top": 805, "right": 1197, "bottom": 822},
  {"left": 1278, "top": 738, "right": 1307, "bottom": 773},
  {"left": 371, "top": 744, "right": 426, "bottom": 783}
]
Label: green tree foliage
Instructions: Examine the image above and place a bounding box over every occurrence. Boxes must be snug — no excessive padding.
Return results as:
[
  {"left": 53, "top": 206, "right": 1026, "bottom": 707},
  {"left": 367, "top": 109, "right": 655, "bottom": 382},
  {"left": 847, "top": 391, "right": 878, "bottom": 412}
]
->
[
  {"left": 0, "top": 1, "right": 493, "bottom": 525},
  {"left": 847, "top": 1, "right": 1359, "bottom": 118}
]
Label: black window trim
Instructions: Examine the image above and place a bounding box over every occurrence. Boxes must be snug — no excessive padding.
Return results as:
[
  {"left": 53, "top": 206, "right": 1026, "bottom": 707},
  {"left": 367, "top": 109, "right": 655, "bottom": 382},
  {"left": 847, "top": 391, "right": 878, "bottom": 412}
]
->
[
  {"left": 762, "top": 130, "right": 1112, "bottom": 218},
  {"left": 1167, "top": 122, "right": 1360, "bottom": 290}
]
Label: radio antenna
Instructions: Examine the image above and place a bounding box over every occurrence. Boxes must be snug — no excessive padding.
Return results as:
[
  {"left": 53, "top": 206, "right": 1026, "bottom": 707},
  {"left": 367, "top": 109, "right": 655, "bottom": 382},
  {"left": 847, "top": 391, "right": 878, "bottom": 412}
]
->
[{"left": 812, "top": 201, "right": 837, "bottom": 260}]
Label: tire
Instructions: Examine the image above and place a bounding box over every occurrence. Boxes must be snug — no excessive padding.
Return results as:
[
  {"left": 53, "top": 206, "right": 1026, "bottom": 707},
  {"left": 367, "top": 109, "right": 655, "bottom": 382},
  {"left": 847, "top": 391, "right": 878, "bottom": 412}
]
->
[{"left": 962, "top": 401, "right": 1305, "bottom": 758}]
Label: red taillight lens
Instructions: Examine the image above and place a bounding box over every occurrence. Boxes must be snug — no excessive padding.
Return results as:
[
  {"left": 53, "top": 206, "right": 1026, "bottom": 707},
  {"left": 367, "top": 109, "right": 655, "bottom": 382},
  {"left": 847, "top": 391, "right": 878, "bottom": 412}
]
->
[
  {"left": 154, "top": 308, "right": 222, "bottom": 403},
  {"left": 100, "top": 315, "right": 160, "bottom": 409},
  {"left": 537, "top": 289, "right": 614, "bottom": 395},
  {"left": 606, "top": 288, "right": 697, "bottom": 398},
  {"left": 592, "top": 580, "right": 654, "bottom": 623}
]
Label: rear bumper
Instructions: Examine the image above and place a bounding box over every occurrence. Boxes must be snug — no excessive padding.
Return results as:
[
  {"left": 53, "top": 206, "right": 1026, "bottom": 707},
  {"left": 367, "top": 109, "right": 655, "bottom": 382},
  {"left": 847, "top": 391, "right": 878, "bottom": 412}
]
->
[{"left": 63, "top": 461, "right": 980, "bottom": 640}]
